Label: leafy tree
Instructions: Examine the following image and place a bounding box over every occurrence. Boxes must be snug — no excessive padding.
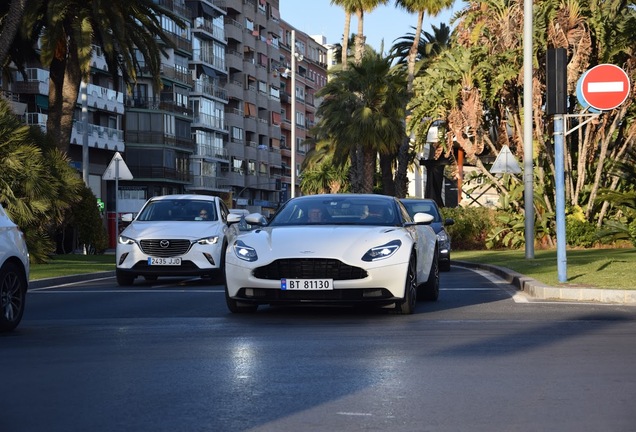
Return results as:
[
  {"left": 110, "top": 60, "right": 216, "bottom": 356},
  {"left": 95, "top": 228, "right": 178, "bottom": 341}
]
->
[{"left": 407, "top": 0, "right": 636, "bottom": 247}]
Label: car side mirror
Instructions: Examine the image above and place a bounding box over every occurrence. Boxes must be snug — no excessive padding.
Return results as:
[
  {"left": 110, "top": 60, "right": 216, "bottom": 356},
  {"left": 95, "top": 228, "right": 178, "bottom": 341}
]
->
[
  {"left": 413, "top": 212, "right": 434, "bottom": 225},
  {"left": 245, "top": 213, "right": 267, "bottom": 226}
]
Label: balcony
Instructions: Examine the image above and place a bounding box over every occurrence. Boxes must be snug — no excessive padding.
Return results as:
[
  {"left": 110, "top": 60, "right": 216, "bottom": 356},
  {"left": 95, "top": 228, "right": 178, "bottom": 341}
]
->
[
  {"left": 188, "top": 175, "right": 230, "bottom": 193},
  {"left": 71, "top": 122, "right": 125, "bottom": 152},
  {"left": 130, "top": 165, "right": 191, "bottom": 183},
  {"left": 125, "top": 131, "right": 195, "bottom": 152},
  {"left": 77, "top": 83, "right": 125, "bottom": 114}
]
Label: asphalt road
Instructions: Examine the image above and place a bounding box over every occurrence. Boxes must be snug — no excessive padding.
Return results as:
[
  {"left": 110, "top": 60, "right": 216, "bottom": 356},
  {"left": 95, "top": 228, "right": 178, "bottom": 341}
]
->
[{"left": 2, "top": 266, "right": 636, "bottom": 432}]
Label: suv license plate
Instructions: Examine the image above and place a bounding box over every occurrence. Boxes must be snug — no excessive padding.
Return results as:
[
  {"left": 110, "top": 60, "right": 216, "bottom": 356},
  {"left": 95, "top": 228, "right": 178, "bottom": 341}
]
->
[
  {"left": 148, "top": 257, "right": 182, "bottom": 266},
  {"left": 281, "top": 278, "right": 333, "bottom": 290}
]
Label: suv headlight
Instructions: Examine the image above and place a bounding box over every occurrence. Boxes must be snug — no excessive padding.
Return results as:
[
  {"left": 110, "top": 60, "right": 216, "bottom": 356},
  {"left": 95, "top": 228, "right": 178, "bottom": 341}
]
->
[
  {"left": 196, "top": 236, "right": 219, "bottom": 245},
  {"left": 362, "top": 240, "right": 402, "bottom": 262},
  {"left": 118, "top": 235, "right": 136, "bottom": 245}
]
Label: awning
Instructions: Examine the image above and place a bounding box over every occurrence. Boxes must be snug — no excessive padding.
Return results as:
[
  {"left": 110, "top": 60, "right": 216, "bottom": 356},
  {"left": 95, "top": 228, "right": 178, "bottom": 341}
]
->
[
  {"left": 36, "top": 94, "right": 49, "bottom": 110},
  {"left": 200, "top": 1, "right": 218, "bottom": 17},
  {"left": 201, "top": 64, "right": 217, "bottom": 78}
]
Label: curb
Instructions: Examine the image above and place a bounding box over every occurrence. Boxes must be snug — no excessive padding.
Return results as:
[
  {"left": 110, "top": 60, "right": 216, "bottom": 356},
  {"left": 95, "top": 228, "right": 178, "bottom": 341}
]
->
[
  {"left": 453, "top": 260, "right": 636, "bottom": 305},
  {"left": 30, "top": 271, "right": 115, "bottom": 290}
]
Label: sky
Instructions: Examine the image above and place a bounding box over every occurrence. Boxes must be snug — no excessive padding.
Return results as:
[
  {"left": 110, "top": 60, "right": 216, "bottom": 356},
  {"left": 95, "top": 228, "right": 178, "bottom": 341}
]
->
[{"left": 278, "top": 0, "right": 466, "bottom": 54}]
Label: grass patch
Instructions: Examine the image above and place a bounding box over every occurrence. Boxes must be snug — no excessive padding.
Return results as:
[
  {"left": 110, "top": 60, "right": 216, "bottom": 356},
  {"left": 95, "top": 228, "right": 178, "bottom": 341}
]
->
[
  {"left": 454, "top": 248, "right": 636, "bottom": 289},
  {"left": 31, "top": 254, "right": 115, "bottom": 281}
]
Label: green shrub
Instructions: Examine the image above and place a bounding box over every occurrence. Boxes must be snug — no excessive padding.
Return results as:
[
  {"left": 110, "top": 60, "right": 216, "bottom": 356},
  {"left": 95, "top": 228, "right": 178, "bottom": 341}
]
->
[
  {"left": 443, "top": 206, "right": 496, "bottom": 250},
  {"left": 566, "top": 218, "right": 598, "bottom": 248}
]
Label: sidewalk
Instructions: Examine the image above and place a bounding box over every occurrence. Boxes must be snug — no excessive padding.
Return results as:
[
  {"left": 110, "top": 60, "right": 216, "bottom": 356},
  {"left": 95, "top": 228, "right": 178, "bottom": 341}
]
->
[{"left": 455, "top": 260, "right": 636, "bottom": 305}]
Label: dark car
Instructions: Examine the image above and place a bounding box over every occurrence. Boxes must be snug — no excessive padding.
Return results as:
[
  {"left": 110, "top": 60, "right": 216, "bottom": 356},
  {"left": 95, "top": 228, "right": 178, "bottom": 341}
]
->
[{"left": 400, "top": 199, "right": 454, "bottom": 271}]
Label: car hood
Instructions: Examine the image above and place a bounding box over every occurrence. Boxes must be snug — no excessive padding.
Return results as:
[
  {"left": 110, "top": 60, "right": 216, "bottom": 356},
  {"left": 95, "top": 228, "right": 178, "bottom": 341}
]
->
[
  {"left": 235, "top": 225, "right": 412, "bottom": 262},
  {"left": 121, "top": 221, "right": 226, "bottom": 240}
]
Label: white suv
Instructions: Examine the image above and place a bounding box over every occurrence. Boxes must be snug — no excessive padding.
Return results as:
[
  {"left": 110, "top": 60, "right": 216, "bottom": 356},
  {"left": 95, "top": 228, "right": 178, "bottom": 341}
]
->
[
  {"left": 0, "top": 203, "right": 30, "bottom": 332},
  {"left": 116, "top": 195, "right": 231, "bottom": 286}
]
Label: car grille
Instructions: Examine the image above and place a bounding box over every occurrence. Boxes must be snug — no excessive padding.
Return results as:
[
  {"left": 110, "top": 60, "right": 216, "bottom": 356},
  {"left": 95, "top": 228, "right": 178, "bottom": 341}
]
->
[
  {"left": 139, "top": 239, "right": 192, "bottom": 257},
  {"left": 253, "top": 258, "right": 368, "bottom": 280}
]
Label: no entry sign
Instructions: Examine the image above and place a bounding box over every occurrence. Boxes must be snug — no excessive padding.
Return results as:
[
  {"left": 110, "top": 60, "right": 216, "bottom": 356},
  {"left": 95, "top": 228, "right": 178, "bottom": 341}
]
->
[{"left": 577, "top": 64, "right": 630, "bottom": 111}]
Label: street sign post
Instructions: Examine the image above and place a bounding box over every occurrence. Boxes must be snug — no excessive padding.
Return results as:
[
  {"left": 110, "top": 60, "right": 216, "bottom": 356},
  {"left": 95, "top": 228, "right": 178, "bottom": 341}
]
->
[{"left": 577, "top": 64, "right": 630, "bottom": 111}]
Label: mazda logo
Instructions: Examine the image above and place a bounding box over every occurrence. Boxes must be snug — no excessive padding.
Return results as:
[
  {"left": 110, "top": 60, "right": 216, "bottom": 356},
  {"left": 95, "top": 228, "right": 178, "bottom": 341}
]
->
[{"left": 160, "top": 240, "right": 170, "bottom": 248}]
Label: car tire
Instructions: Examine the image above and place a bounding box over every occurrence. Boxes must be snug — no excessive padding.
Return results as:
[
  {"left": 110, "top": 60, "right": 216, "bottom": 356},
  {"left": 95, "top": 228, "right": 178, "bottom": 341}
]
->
[
  {"left": 394, "top": 254, "right": 417, "bottom": 314},
  {"left": 0, "top": 261, "right": 27, "bottom": 332},
  {"left": 210, "top": 243, "right": 227, "bottom": 285},
  {"left": 440, "top": 259, "right": 451, "bottom": 272},
  {"left": 116, "top": 269, "right": 135, "bottom": 286},
  {"left": 418, "top": 247, "right": 440, "bottom": 301},
  {"left": 225, "top": 287, "right": 259, "bottom": 313}
]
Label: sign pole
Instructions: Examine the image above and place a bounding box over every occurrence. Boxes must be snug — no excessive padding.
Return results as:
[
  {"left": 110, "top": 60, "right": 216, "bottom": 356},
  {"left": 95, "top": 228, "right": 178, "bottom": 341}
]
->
[
  {"left": 115, "top": 158, "right": 120, "bottom": 243},
  {"left": 554, "top": 114, "right": 567, "bottom": 282}
]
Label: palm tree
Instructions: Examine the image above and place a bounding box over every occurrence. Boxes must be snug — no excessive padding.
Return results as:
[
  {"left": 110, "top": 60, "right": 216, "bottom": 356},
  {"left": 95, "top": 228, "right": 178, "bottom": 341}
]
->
[
  {"left": 330, "top": 0, "right": 358, "bottom": 70},
  {"left": 0, "top": 98, "right": 83, "bottom": 262},
  {"left": 389, "top": 22, "right": 452, "bottom": 197},
  {"left": 392, "top": 0, "right": 454, "bottom": 198},
  {"left": 18, "top": 0, "right": 185, "bottom": 153},
  {"left": 389, "top": 23, "right": 451, "bottom": 67},
  {"left": 395, "top": 0, "right": 455, "bottom": 93},
  {"left": 315, "top": 53, "right": 408, "bottom": 193},
  {"left": 0, "top": 0, "right": 29, "bottom": 68}
]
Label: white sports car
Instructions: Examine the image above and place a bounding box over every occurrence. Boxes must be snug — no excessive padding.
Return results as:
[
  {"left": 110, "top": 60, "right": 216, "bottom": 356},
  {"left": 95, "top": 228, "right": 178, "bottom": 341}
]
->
[
  {"left": 224, "top": 194, "right": 440, "bottom": 314},
  {"left": 116, "top": 194, "right": 231, "bottom": 286}
]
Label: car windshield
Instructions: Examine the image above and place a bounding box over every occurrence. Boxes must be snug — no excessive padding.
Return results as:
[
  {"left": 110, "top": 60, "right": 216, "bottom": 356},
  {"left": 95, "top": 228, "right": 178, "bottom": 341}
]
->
[
  {"left": 136, "top": 199, "right": 218, "bottom": 222},
  {"left": 269, "top": 196, "right": 399, "bottom": 226},
  {"left": 401, "top": 201, "right": 441, "bottom": 222}
]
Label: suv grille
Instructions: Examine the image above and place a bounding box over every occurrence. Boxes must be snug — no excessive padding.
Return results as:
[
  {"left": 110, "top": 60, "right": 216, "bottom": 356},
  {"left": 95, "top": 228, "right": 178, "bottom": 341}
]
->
[
  {"left": 253, "top": 258, "right": 367, "bottom": 280},
  {"left": 139, "top": 239, "right": 192, "bottom": 257}
]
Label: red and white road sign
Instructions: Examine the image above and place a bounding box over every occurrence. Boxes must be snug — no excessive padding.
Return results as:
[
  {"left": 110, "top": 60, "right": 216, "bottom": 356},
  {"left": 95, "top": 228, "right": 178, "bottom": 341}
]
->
[{"left": 579, "top": 64, "right": 630, "bottom": 111}]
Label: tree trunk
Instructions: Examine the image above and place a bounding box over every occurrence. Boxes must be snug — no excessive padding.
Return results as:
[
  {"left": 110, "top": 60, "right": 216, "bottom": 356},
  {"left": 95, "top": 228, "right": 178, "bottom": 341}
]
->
[
  {"left": 380, "top": 153, "right": 396, "bottom": 196},
  {"left": 354, "top": 9, "right": 365, "bottom": 66},
  {"left": 406, "top": 11, "right": 424, "bottom": 94},
  {"left": 341, "top": 11, "right": 351, "bottom": 70},
  {"left": 47, "top": 55, "right": 67, "bottom": 153},
  {"left": 361, "top": 146, "right": 375, "bottom": 193},
  {"left": 0, "top": 0, "right": 28, "bottom": 68}
]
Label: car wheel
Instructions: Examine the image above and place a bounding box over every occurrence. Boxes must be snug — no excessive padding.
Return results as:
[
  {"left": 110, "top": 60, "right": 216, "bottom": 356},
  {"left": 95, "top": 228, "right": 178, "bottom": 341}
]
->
[
  {"left": 116, "top": 269, "right": 135, "bottom": 286},
  {"left": 0, "top": 261, "right": 27, "bottom": 332},
  {"left": 395, "top": 254, "right": 417, "bottom": 315},
  {"left": 210, "top": 243, "right": 227, "bottom": 285},
  {"left": 440, "top": 259, "right": 451, "bottom": 272},
  {"left": 418, "top": 247, "right": 440, "bottom": 301}
]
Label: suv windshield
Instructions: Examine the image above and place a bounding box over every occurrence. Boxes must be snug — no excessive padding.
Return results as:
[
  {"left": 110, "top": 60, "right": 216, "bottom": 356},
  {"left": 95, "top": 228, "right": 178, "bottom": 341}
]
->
[{"left": 137, "top": 200, "right": 218, "bottom": 222}]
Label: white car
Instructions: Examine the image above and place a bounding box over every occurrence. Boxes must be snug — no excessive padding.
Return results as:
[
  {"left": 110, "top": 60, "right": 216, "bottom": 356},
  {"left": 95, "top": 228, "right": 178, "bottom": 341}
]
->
[
  {"left": 0, "top": 203, "right": 30, "bottom": 332},
  {"left": 116, "top": 195, "right": 231, "bottom": 286},
  {"left": 224, "top": 194, "right": 439, "bottom": 314}
]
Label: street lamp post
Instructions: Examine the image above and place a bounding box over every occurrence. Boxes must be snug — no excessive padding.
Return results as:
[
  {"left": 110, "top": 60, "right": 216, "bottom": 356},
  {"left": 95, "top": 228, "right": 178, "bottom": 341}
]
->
[{"left": 290, "top": 30, "right": 297, "bottom": 198}]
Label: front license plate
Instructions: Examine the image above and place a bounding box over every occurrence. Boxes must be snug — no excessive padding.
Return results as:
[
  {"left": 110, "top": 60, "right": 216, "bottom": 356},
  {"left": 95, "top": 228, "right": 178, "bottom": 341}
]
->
[
  {"left": 281, "top": 278, "right": 333, "bottom": 290},
  {"left": 148, "top": 257, "right": 182, "bottom": 266}
]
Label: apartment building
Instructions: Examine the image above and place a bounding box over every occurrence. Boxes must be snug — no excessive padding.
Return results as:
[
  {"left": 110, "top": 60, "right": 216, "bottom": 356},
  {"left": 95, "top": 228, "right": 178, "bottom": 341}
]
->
[{"left": 1, "top": 0, "right": 329, "bottom": 245}]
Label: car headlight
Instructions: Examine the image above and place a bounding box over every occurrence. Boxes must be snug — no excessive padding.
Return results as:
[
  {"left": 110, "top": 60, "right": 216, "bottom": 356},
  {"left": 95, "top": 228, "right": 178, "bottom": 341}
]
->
[
  {"left": 118, "top": 235, "right": 136, "bottom": 245},
  {"left": 362, "top": 239, "right": 402, "bottom": 262},
  {"left": 233, "top": 240, "right": 258, "bottom": 262},
  {"left": 437, "top": 231, "right": 448, "bottom": 243},
  {"left": 196, "top": 236, "right": 219, "bottom": 245}
]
